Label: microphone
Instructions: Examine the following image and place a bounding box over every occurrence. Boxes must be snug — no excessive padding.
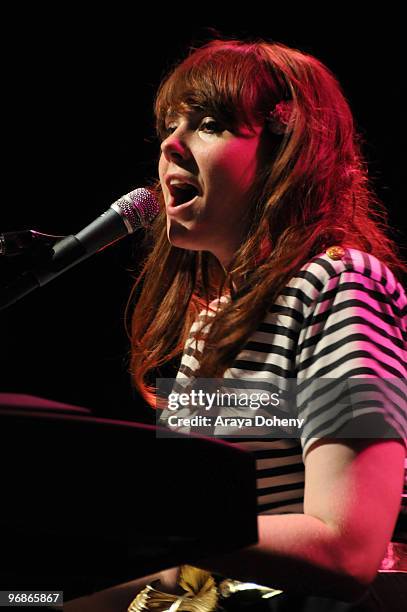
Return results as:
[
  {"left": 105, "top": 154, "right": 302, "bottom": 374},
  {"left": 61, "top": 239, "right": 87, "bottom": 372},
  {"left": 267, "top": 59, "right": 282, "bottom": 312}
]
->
[{"left": 0, "top": 187, "right": 159, "bottom": 311}]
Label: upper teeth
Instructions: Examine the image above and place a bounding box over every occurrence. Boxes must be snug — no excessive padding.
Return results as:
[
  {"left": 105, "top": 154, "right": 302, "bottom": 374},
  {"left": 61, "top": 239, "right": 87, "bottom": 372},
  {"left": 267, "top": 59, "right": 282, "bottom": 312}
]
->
[{"left": 170, "top": 180, "right": 193, "bottom": 190}]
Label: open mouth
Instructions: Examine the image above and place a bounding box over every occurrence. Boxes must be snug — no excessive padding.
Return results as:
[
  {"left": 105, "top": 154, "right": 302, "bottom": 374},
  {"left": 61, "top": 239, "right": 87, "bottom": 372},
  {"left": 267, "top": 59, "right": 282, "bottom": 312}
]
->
[{"left": 170, "top": 184, "right": 200, "bottom": 206}]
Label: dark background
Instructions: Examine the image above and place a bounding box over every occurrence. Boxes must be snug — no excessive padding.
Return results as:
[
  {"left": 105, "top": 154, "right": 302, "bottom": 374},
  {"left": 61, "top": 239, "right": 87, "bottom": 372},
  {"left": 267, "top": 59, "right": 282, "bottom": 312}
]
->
[{"left": 0, "top": 11, "right": 404, "bottom": 423}]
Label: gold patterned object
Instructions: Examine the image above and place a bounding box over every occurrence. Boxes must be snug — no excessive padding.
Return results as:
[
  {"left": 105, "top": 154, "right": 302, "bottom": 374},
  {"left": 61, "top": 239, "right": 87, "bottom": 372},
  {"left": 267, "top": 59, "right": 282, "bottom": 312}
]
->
[
  {"left": 127, "top": 566, "right": 218, "bottom": 612},
  {"left": 325, "top": 246, "right": 345, "bottom": 260},
  {"left": 218, "top": 578, "right": 283, "bottom": 599}
]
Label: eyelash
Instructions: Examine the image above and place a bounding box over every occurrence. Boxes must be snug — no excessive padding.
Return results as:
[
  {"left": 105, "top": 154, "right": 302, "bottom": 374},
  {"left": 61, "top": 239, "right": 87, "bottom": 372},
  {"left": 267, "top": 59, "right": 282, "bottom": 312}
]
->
[
  {"left": 162, "top": 118, "right": 223, "bottom": 138},
  {"left": 200, "top": 119, "right": 223, "bottom": 133}
]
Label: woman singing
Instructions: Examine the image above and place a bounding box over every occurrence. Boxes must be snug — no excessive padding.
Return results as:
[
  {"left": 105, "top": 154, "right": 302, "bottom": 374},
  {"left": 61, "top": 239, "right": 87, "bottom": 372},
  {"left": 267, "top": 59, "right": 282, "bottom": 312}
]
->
[{"left": 67, "top": 37, "right": 407, "bottom": 612}]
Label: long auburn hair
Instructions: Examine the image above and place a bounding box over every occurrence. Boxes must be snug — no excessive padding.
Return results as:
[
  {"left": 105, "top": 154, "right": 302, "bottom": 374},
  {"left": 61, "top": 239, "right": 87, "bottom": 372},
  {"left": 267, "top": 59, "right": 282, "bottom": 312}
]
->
[{"left": 129, "top": 39, "right": 406, "bottom": 407}]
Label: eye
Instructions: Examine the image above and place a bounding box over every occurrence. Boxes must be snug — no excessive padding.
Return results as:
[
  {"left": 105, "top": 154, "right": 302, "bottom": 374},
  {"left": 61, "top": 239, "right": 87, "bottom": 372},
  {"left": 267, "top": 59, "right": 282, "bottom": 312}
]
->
[
  {"left": 199, "top": 118, "right": 224, "bottom": 134},
  {"left": 162, "top": 124, "right": 177, "bottom": 138},
  {"left": 159, "top": 116, "right": 224, "bottom": 142}
]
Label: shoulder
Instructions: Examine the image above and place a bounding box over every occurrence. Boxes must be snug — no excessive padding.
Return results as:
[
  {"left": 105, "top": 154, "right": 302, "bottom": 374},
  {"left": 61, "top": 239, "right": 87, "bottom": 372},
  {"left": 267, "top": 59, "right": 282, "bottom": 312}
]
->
[{"left": 291, "top": 246, "right": 407, "bottom": 314}]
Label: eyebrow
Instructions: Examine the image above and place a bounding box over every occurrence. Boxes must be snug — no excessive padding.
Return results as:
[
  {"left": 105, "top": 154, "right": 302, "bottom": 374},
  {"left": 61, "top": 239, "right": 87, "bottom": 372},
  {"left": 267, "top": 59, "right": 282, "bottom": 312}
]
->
[{"left": 165, "top": 107, "right": 207, "bottom": 123}]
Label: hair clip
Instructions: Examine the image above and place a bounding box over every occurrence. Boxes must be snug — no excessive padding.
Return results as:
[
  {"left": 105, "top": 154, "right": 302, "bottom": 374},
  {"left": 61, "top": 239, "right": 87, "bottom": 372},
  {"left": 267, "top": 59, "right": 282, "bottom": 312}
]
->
[{"left": 268, "top": 100, "right": 294, "bottom": 135}]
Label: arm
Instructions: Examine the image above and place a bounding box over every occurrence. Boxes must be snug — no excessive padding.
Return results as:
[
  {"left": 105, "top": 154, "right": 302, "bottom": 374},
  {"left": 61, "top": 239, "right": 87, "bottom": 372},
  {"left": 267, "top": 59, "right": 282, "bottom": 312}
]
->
[
  {"left": 63, "top": 440, "right": 405, "bottom": 610},
  {"left": 197, "top": 438, "right": 405, "bottom": 601}
]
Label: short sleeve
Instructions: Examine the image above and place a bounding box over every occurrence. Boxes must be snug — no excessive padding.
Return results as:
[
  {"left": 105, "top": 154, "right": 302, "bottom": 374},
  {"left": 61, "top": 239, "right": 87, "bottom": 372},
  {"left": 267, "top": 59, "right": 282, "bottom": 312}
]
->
[{"left": 295, "top": 266, "right": 407, "bottom": 457}]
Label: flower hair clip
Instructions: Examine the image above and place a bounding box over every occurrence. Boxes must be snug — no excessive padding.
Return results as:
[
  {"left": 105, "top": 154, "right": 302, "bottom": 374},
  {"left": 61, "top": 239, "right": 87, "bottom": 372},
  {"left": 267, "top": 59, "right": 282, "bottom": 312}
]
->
[{"left": 267, "top": 100, "right": 295, "bottom": 135}]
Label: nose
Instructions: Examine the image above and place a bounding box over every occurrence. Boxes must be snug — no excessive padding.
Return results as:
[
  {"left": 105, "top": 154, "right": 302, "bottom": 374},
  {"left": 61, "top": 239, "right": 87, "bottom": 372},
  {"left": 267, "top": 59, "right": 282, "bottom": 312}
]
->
[{"left": 160, "top": 130, "right": 191, "bottom": 164}]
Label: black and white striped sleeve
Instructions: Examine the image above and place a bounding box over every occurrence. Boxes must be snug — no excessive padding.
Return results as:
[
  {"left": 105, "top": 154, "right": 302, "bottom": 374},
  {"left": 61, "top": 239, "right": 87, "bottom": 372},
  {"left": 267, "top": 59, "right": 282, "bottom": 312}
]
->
[{"left": 295, "top": 258, "right": 407, "bottom": 457}]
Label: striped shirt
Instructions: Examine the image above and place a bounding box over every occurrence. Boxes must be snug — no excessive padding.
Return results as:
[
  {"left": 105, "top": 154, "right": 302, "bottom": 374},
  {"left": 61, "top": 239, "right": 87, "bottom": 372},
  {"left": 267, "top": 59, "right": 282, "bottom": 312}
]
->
[{"left": 159, "top": 248, "right": 407, "bottom": 532}]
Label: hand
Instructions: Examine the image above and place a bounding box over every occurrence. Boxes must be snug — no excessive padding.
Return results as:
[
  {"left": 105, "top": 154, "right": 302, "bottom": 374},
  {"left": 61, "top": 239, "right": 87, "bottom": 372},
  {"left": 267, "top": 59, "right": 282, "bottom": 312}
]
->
[{"left": 157, "top": 567, "right": 184, "bottom": 594}]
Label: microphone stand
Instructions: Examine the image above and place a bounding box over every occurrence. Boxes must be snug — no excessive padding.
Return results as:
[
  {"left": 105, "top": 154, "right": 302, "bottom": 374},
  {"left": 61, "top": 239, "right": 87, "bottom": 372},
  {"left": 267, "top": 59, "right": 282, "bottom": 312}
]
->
[
  {"left": 0, "top": 230, "right": 65, "bottom": 257},
  {"left": 0, "top": 230, "right": 70, "bottom": 311}
]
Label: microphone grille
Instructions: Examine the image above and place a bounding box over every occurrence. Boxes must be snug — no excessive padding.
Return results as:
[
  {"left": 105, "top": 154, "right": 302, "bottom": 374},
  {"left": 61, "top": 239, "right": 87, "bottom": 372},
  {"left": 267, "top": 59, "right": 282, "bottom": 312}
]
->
[{"left": 112, "top": 187, "right": 160, "bottom": 232}]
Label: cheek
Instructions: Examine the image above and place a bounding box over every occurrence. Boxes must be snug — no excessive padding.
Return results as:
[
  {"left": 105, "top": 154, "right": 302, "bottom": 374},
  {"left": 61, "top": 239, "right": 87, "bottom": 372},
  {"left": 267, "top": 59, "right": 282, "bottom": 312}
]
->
[
  {"left": 158, "top": 154, "right": 167, "bottom": 184},
  {"left": 209, "top": 143, "right": 259, "bottom": 192}
]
